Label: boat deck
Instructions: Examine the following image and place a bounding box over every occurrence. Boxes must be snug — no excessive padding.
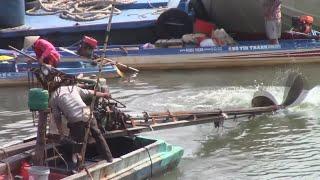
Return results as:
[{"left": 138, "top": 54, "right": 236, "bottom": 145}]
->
[{"left": 0, "top": 0, "right": 183, "bottom": 38}]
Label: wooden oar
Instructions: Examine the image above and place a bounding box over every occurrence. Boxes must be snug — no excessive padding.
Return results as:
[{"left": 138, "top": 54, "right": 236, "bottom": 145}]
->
[
  {"left": 59, "top": 47, "right": 140, "bottom": 73},
  {"left": 95, "top": 57, "right": 139, "bottom": 73},
  {"left": 8, "top": 45, "right": 37, "bottom": 62}
]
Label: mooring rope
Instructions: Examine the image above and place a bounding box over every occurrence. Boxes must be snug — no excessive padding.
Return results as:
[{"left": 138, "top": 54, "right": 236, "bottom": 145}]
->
[
  {"left": 144, "top": 147, "right": 153, "bottom": 177},
  {"left": 84, "top": 167, "right": 94, "bottom": 180},
  {"left": 26, "top": 0, "right": 137, "bottom": 21}
]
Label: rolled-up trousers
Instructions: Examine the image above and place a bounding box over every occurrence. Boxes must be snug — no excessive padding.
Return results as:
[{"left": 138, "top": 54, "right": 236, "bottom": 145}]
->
[{"left": 68, "top": 118, "right": 113, "bottom": 162}]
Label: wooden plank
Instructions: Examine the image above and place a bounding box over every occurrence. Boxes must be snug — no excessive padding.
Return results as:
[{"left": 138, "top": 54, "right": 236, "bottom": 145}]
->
[{"left": 0, "top": 141, "right": 36, "bottom": 160}]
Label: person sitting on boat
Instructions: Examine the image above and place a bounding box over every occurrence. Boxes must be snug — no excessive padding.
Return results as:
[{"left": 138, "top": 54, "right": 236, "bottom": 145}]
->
[
  {"left": 290, "top": 15, "right": 320, "bottom": 37},
  {"left": 262, "top": 0, "right": 282, "bottom": 44},
  {"left": 24, "top": 36, "right": 60, "bottom": 67},
  {"left": 50, "top": 85, "right": 113, "bottom": 162}
]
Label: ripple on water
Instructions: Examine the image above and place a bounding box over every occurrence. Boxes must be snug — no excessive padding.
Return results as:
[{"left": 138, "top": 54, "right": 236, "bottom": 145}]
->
[{"left": 2, "top": 76, "right": 320, "bottom": 179}]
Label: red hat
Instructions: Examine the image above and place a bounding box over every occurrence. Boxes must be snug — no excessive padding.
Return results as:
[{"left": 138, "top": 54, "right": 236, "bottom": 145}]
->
[{"left": 300, "top": 15, "right": 314, "bottom": 24}]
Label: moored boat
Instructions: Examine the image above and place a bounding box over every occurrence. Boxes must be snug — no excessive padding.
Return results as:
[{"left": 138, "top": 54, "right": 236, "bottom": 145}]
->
[
  {"left": 33, "top": 39, "right": 320, "bottom": 70},
  {"left": 0, "top": 0, "right": 189, "bottom": 49},
  {"left": 0, "top": 61, "right": 120, "bottom": 87}
]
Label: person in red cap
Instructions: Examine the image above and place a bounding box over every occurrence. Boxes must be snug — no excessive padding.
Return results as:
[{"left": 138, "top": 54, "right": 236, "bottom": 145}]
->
[
  {"left": 297, "top": 15, "right": 320, "bottom": 36},
  {"left": 24, "top": 36, "right": 60, "bottom": 67}
]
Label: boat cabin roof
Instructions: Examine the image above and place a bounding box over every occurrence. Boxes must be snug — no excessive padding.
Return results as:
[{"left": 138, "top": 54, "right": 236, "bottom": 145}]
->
[{"left": 0, "top": 0, "right": 184, "bottom": 38}]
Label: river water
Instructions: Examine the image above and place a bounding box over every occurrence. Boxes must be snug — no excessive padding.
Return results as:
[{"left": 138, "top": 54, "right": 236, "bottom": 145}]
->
[{"left": 1, "top": 64, "right": 320, "bottom": 179}]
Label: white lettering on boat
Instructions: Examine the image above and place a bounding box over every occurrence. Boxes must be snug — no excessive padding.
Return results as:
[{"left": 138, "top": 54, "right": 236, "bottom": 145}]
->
[
  {"left": 229, "top": 44, "right": 281, "bottom": 52},
  {"left": 179, "top": 47, "right": 223, "bottom": 53}
]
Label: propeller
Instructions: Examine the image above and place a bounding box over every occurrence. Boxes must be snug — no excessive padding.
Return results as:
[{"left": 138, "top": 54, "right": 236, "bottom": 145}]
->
[
  {"left": 281, "top": 72, "right": 308, "bottom": 107},
  {"left": 251, "top": 89, "right": 278, "bottom": 107},
  {"left": 252, "top": 72, "right": 307, "bottom": 108}
]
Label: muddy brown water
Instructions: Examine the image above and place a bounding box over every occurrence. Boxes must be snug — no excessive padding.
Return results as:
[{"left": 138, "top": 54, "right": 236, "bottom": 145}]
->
[{"left": 1, "top": 64, "right": 320, "bottom": 179}]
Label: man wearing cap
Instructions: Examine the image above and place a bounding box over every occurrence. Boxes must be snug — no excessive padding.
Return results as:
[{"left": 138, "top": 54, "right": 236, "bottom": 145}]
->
[
  {"left": 24, "top": 36, "right": 60, "bottom": 67},
  {"left": 293, "top": 15, "right": 320, "bottom": 36},
  {"left": 262, "top": 0, "right": 282, "bottom": 44}
]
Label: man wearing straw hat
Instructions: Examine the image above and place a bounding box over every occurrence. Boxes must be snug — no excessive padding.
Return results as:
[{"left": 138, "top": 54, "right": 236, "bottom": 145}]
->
[{"left": 24, "top": 36, "right": 60, "bottom": 67}]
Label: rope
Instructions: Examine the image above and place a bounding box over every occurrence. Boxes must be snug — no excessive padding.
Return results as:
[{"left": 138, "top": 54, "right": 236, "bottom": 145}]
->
[
  {"left": 84, "top": 167, "right": 94, "bottom": 180},
  {"left": 0, "top": 148, "right": 7, "bottom": 159},
  {"left": 52, "top": 145, "right": 69, "bottom": 170},
  {"left": 26, "top": 0, "right": 137, "bottom": 21},
  {"left": 0, "top": 160, "right": 13, "bottom": 180},
  {"left": 6, "top": 162, "right": 13, "bottom": 180},
  {"left": 144, "top": 147, "right": 153, "bottom": 177},
  {"left": 127, "top": 0, "right": 168, "bottom": 18}
]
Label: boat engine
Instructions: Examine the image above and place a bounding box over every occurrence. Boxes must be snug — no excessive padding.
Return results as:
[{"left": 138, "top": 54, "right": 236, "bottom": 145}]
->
[
  {"left": 77, "top": 36, "right": 98, "bottom": 59},
  {"left": 94, "top": 97, "right": 132, "bottom": 133}
]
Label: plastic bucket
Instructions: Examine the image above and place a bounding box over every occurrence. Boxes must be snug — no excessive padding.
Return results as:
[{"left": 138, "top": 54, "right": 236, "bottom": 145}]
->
[{"left": 29, "top": 166, "right": 50, "bottom": 180}]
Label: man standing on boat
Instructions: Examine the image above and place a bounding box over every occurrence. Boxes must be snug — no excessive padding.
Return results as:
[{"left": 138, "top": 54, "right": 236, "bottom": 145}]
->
[
  {"left": 50, "top": 85, "right": 113, "bottom": 162},
  {"left": 262, "top": 0, "right": 282, "bottom": 44},
  {"left": 24, "top": 36, "right": 60, "bottom": 67}
]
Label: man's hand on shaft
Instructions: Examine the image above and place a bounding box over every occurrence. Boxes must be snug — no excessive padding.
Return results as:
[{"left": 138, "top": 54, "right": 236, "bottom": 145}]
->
[{"left": 103, "top": 92, "right": 111, "bottom": 99}]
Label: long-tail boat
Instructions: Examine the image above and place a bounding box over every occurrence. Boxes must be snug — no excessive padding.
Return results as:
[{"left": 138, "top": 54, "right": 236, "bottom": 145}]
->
[{"left": 0, "top": 68, "right": 308, "bottom": 179}]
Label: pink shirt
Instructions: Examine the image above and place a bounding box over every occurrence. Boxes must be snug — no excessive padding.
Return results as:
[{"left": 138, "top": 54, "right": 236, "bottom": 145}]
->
[
  {"left": 263, "top": 0, "right": 281, "bottom": 21},
  {"left": 33, "top": 39, "right": 60, "bottom": 60}
]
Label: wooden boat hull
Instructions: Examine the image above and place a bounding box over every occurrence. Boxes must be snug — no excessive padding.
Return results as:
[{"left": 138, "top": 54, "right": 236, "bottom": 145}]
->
[
  {"left": 7, "top": 39, "right": 320, "bottom": 71},
  {"left": 60, "top": 39, "right": 320, "bottom": 70},
  {"left": 0, "top": 61, "right": 120, "bottom": 87},
  {"left": 64, "top": 138, "right": 183, "bottom": 180},
  {"left": 112, "top": 49, "right": 320, "bottom": 70},
  {"left": 0, "top": 136, "right": 183, "bottom": 180}
]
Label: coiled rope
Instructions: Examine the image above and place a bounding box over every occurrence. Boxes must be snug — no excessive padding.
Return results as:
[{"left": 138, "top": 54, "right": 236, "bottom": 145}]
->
[{"left": 26, "top": 0, "right": 137, "bottom": 21}]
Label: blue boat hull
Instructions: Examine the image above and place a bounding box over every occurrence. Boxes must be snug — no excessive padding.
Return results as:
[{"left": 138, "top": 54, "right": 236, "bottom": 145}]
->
[
  {"left": 0, "top": 61, "right": 119, "bottom": 87},
  {"left": 4, "top": 39, "right": 320, "bottom": 72},
  {"left": 63, "top": 137, "right": 184, "bottom": 180},
  {"left": 60, "top": 39, "right": 320, "bottom": 70}
]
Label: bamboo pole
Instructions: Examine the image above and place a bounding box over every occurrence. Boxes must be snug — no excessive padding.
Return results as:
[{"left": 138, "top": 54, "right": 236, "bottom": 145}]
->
[
  {"left": 79, "top": 0, "right": 117, "bottom": 168},
  {"left": 33, "top": 111, "right": 48, "bottom": 166}
]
